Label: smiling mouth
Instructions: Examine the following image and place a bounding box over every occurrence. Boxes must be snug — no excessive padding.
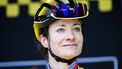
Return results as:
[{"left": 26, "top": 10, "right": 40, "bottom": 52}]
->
[{"left": 62, "top": 44, "right": 77, "bottom": 47}]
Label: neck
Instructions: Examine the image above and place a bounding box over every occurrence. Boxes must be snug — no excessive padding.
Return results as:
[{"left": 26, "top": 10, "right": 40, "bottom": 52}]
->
[{"left": 48, "top": 52, "right": 75, "bottom": 69}]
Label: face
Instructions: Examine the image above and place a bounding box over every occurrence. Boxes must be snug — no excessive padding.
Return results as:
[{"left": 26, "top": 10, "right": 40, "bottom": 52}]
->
[{"left": 44, "top": 19, "right": 83, "bottom": 60}]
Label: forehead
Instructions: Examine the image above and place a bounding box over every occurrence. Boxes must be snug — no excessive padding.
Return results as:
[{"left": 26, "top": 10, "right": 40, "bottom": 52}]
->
[{"left": 50, "top": 19, "right": 81, "bottom": 27}]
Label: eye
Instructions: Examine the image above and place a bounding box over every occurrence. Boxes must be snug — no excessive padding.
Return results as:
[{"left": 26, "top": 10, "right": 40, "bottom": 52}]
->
[
  {"left": 56, "top": 28, "right": 65, "bottom": 33},
  {"left": 74, "top": 27, "right": 81, "bottom": 32}
]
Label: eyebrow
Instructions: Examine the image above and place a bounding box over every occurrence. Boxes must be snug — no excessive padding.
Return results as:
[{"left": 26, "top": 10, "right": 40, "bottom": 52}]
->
[
  {"left": 73, "top": 23, "right": 81, "bottom": 26},
  {"left": 60, "top": 24, "right": 65, "bottom": 27}
]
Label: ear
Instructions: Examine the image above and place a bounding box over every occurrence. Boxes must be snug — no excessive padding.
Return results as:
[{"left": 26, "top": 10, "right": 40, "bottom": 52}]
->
[{"left": 39, "top": 35, "right": 48, "bottom": 48}]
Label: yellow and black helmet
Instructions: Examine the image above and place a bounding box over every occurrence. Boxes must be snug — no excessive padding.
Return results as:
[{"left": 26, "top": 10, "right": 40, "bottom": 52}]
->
[{"left": 33, "top": 0, "right": 89, "bottom": 41}]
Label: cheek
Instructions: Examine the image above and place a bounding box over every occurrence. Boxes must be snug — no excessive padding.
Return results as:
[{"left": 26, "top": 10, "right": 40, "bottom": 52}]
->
[
  {"left": 50, "top": 30, "right": 65, "bottom": 42},
  {"left": 76, "top": 33, "right": 83, "bottom": 43},
  {"left": 49, "top": 33, "right": 63, "bottom": 48},
  {"left": 49, "top": 34, "right": 64, "bottom": 56}
]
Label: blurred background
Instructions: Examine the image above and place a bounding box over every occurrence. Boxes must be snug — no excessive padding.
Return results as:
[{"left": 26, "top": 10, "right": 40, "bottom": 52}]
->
[{"left": 0, "top": 0, "right": 122, "bottom": 69}]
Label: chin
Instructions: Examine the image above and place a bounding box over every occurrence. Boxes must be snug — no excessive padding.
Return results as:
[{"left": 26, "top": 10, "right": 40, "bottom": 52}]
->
[
  {"left": 62, "top": 52, "right": 81, "bottom": 60},
  {"left": 67, "top": 50, "right": 81, "bottom": 56}
]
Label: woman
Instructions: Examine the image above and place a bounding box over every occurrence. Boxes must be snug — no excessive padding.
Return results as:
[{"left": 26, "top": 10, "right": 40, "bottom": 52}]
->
[{"left": 33, "top": 0, "right": 89, "bottom": 69}]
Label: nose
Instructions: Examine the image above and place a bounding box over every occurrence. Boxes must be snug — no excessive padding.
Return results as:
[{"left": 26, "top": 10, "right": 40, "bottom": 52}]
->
[{"left": 66, "top": 30, "right": 75, "bottom": 41}]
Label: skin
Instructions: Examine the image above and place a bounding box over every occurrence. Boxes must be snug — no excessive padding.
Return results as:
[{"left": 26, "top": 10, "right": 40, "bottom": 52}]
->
[{"left": 40, "top": 19, "right": 84, "bottom": 69}]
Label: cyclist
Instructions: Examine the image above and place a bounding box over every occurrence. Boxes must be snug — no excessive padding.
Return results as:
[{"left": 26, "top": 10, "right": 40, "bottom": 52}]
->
[{"left": 33, "top": 0, "right": 89, "bottom": 69}]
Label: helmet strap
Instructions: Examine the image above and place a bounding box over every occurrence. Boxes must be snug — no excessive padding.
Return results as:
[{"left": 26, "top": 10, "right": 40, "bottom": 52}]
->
[
  {"left": 48, "top": 46, "right": 78, "bottom": 65},
  {"left": 45, "top": 25, "right": 79, "bottom": 65},
  {"left": 47, "top": 36, "right": 79, "bottom": 65}
]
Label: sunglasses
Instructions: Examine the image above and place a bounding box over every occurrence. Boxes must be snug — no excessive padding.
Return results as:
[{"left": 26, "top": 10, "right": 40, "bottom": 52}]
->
[
  {"left": 51, "top": 3, "right": 88, "bottom": 19},
  {"left": 34, "top": 3, "right": 88, "bottom": 23}
]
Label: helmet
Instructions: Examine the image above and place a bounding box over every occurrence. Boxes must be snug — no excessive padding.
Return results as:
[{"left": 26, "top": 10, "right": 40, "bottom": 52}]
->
[{"left": 33, "top": 0, "right": 89, "bottom": 41}]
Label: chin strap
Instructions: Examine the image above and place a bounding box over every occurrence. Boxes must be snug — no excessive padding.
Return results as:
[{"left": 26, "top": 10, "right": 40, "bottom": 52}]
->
[
  {"left": 48, "top": 46, "right": 79, "bottom": 65},
  {"left": 47, "top": 35, "right": 79, "bottom": 65}
]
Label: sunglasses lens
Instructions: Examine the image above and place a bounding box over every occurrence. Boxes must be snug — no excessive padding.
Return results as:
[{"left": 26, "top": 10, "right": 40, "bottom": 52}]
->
[{"left": 51, "top": 3, "right": 87, "bottom": 18}]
